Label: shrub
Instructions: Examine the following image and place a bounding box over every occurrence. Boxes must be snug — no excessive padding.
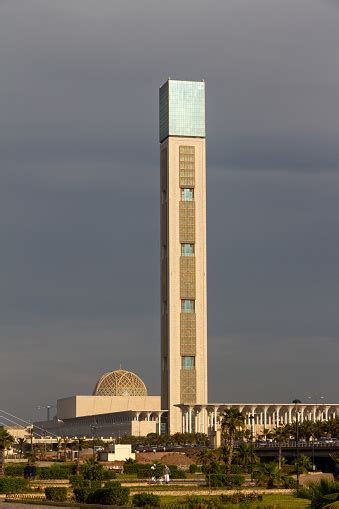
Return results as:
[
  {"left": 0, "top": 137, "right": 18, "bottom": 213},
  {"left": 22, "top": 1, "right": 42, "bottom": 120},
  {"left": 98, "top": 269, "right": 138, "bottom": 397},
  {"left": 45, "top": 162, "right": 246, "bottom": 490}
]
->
[
  {"left": 102, "top": 469, "right": 117, "bottom": 480},
  {"left": 168, "top": 465, "right": 186, "bottom": 479},
  {"left": 0, "top": 477, "right": 28, "bottom": 494},
  {"left": 36, "top": 464, "right": 75, "bottom": 479},
  {"left": 230, "top": 464, "right": 245, "bottom": 474},
  {"left": 189, "top": 464, "right": 198, "bottom": 474},
  {"left": 73, "top": 486, "right": 93, "bottom": 503},
  {"left": 132, "top": 492, "right": 160, "bottom": 507},
  {"left": 44, "top": 487, "right": 68, "bottom": 502},
  {"left": 80, "top": 459, "right": 106, "bottom": 481},
  {"left": 282, "top": 475, "right": 298, "bottom": 489},
  {"left": 220, "top": 492, "right": 263, "bottom": 504},
  {"left": 4, "top": 464, "right": 26, "bottom": 477},
  {"left": 87, "top": 482, "right": 130, "bottom": 505},
  {"left": 208, "top": 473, "right": 245, "bottom": 488}
]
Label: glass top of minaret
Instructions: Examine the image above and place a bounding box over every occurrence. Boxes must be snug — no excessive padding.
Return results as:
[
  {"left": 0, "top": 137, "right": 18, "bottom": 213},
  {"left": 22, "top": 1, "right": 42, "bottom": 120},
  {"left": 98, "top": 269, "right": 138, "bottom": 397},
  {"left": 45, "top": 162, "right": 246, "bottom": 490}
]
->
[{"left": 159, "top": 79, "right": 205, "bottom": 143}]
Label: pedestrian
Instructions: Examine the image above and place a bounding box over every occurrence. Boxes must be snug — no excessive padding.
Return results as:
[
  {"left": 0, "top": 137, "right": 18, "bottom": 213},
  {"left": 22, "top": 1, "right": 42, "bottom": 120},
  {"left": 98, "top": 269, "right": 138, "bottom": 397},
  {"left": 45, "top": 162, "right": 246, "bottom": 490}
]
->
[
  {"left": 150, "top": 463, "right": 156, "bottom": 483},
  {"left": 163, "top": 464, "right": 170, "bottom": 484}
]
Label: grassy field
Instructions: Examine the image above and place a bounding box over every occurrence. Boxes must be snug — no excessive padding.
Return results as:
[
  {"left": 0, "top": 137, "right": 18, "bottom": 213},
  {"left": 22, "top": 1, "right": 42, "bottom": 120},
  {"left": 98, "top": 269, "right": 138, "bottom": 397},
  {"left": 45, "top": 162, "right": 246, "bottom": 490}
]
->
[{"left": 159, "top": 493, "right": 311, "bottom": 507}]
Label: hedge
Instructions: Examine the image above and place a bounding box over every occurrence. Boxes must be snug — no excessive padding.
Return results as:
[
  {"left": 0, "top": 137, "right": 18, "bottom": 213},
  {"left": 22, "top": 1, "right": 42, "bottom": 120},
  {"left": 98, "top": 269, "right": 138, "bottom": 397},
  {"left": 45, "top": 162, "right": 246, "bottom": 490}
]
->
[
  {"left": 5, "top": 464, "right": 26, "bottom": 477},
  {"left": 87, "top": 482, "right": 130, "bottom": 505},
  {"left": 132, "top": 492, "right": 160, "bottom": 507},
  {"left": 5, "top": 463, "right": 76, "bottom": 479},
  {"left": 37, "top": 464, "right": 76, "bottom": 479},
  {"left": 73, "top": 486, "right": 93, "bottom": 503},
  {"left": 207, "top": 473, "right": 245, "bottom": 488},
  {"left": 0, "top": 477, "right": 28, "bottom": 494},
  {"left": 126, "top": 462, "right": 186, "bottom": 479},
  {"left": 45, "top": 487, "right": 68, "bottom": 502}
]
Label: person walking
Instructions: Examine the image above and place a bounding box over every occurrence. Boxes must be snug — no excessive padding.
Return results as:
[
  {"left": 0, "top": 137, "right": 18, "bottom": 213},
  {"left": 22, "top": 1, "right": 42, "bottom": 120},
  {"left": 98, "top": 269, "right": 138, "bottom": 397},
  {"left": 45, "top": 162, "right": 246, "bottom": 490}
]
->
[{"left": 163, "top": 465, "right": 170, "bottom": 484}]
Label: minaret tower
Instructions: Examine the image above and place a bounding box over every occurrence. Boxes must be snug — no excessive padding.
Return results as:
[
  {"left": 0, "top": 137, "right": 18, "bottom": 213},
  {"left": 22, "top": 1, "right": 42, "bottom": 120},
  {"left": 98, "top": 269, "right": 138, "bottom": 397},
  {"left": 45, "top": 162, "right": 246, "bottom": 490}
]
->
[{"left": 159, "top": 79, "right": 207, "bottom": 433}]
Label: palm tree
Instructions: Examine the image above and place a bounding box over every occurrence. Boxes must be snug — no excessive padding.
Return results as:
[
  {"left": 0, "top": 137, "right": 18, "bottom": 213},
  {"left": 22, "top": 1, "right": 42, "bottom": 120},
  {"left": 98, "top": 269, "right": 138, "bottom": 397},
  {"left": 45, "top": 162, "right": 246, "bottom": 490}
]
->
[
  {"left": 80, "top": 458, "right": 105, "bottom": 483},
  {"left": 72, "top": 438, "right": 87, "bottom": 475},
  {"left": 295, "top": 453, "right": 312, "bottom": 474},
  {"left": 236, "top": 442, "right": 259, "bottom": 473},
  {"left": 297, "top": 478, "right": 339, "bottom": 508},
  {"left": 268, "top": 426, "right": 290, "bottom": 469},
  {"left": 255, "top": 461, "right": 282, "bottom": 488},
  {"left": 0, "top": 429, "right": 15, "bottom": 477},
  {"left": 16, "top": 438, "right": 27, "bottom": 459},
  {"left": 220, "top": 408, "right": 246, "bottom": 474},
  {"left": 196, "top": 449, "right": 220, "bottom": 474}
]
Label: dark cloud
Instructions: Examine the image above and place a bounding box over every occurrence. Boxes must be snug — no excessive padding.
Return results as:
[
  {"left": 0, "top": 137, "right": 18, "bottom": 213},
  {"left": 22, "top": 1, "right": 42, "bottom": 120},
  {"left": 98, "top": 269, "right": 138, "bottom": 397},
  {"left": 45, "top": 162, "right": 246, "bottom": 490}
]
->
[{"left": 0, "top": 0, "right": 338, "bottom": 420}]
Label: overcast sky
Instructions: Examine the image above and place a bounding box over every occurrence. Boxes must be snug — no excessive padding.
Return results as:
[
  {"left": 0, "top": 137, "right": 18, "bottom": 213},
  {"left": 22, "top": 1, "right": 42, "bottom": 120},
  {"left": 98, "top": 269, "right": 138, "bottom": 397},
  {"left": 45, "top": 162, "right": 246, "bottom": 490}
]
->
[{"left": 1, "top": 0, "right": 339, "bottom": 422}]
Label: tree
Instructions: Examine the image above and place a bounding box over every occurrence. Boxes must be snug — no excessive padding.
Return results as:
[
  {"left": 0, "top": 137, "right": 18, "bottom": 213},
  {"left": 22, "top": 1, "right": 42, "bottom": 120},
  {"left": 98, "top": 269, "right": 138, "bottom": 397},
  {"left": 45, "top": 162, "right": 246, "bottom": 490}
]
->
[
  {"left": 255, "top": 461, "right": 282, "bottom": 488},
  {"left": 294, "top": 454, "right": 312, "bottom": 474},
  {"left": 196, "top": 450, "right": 220, "bottom": 475},
  {"left": 0, "top": 429, "right": 15, "bottom": 477},
  {"left": 16, "top": 438, "right": 27, "bottom": 459},
  {"left": 297, "top": 478, "right": 339, "bottom": 508},
  {"left": 236, "top": 443, "right": 259, "bottom": 473},
  {"left": 72, "top": 438, "right": 87, "bottom": 475},
  {"left": 220, "top": 408, "right": 246, "bottom": 474},
  {"left": 80, "top": 459, "right": 105, "bottom": 482},
  {"left": 268, "top": 426, "right": 290, "bottom": 469}
]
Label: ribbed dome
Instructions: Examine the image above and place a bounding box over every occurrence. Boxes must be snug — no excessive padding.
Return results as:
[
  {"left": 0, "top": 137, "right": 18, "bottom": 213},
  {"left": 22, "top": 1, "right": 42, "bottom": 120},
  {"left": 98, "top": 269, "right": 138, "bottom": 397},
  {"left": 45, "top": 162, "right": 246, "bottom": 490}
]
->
[{"left": 93, "top": 369, "right": 148, "bottom": 397}]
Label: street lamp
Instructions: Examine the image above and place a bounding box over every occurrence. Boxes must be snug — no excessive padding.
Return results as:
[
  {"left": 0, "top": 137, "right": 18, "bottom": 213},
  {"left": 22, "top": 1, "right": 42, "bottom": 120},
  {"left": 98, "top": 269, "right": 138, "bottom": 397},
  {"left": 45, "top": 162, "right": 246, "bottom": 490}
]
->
[
  {"left": 90, "top": 424, "right": 97, "bottom": 460},
  {"left": 308, "top": 395, "right": 324, "bottom": 472},
  {"left": 249, "top": 414, "right": 255, "bottom": 443},
  {"left": 248, "top": 414, "right": 256, "bottom": 482},
  {"left": 293, "top": 399, "right": 302, "bottom": 491}
]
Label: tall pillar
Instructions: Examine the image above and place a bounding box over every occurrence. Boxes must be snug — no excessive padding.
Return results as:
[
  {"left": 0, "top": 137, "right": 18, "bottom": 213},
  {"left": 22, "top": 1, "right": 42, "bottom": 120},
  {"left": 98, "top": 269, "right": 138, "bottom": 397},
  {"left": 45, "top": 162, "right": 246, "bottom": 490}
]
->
[
  {"left": 201, "top": 406, "right": 206, "bottom": 434},
  {"left": 160, "top": 79, "right": 208, "bottom": 434},
  {"left": 188, "top": 407, "right": 192, "bottom": 433},
  {"left": 288, "top": 406, "right": 292, "bottom": 424},
  {"left": 264, "top": 407, "right": 268, "bottom": 427}
]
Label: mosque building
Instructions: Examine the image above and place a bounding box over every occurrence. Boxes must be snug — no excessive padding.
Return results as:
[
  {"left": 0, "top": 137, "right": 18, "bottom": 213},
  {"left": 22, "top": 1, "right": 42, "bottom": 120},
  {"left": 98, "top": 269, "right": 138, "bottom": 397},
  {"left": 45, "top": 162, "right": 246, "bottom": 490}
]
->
[{"left": 34, "top": 79, "right": 339, "bottom": 441}]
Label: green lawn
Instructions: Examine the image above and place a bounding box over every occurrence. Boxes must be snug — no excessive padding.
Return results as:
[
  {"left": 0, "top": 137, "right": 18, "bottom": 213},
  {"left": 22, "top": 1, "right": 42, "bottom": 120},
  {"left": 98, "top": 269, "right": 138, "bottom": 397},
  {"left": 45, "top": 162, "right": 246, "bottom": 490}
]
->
[{"left": 159, "top": 493, "right": 311, "bottom": 507}]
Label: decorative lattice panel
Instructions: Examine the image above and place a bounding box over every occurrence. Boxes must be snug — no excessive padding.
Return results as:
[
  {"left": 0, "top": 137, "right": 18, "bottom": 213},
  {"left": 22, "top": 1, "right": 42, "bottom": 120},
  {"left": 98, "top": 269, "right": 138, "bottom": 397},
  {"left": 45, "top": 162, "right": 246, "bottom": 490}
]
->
[
  {"left": 180, "top": 313, "right": 196, "bottom": 356},
  {"left": 179, "top": 201, "right": 195, "bottom": 243},
  {"left": 93, "top": 370, "right": 148, "bottom": 397},
  {"left": 180, "top": 369, "right": 196, "bottom": 404},
  {"left": 179, "top": 146, "right": 195, "bottom": 188},
  {"left": 180, "top": 256, "right": 196, "bottom": 299}
]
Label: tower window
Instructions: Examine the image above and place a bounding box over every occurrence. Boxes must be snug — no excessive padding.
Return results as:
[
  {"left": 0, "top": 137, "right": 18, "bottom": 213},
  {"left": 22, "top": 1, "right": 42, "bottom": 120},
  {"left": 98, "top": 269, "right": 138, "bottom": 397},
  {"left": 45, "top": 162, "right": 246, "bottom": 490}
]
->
[
  {"left": 182, "top": 356, "right": 195, "bottom": 369},
  {"left": 181, "top": 188, "right": 194, "bottom": 201},
  {"left": 181, "top": 299, "right": 195, "bottom": 312},
  {"left": 181, "top": 243, "right": 194, "bottom": 256}
]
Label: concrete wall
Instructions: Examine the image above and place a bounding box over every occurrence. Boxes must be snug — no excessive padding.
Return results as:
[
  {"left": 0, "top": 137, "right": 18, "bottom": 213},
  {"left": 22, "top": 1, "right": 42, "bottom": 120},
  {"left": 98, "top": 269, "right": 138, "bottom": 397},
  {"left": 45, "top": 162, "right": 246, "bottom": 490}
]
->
[{"left": 57, "top": 395, "right": 161, "bottom": 419}]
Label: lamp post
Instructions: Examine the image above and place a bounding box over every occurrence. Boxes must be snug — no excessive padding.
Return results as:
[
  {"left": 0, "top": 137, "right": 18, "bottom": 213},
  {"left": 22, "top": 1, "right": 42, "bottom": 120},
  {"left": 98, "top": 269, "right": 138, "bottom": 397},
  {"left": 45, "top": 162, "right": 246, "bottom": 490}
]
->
[
  {"left": 248, "top": 414, "right": 255, "bottom": 482},
  {"left": 308, "top": 395, "right": 324, "bottom": 472},
  {"left": 249, "top": 414, "right": 255, "bottom": 443},
  {"left": 90, "top": 425, "right": 97, "bottom": 460},
  {"left": 293, "top": 399, "right": 302, "bottom": 491}
]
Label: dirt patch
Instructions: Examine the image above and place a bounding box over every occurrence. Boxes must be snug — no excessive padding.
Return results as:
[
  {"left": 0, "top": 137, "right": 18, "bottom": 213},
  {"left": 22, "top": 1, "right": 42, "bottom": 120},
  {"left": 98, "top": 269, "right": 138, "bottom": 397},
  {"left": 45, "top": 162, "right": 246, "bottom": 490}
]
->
[{"left": 136, "top": 452, "right": 193, "bottom": 466}]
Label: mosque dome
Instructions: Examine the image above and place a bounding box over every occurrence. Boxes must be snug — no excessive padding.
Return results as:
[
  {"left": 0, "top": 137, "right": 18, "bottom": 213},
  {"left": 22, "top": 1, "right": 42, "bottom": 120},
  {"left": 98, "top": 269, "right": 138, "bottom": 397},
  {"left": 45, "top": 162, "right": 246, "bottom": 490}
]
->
[{"left": 93, "top": 369, "right": 148, "bottom": 397}]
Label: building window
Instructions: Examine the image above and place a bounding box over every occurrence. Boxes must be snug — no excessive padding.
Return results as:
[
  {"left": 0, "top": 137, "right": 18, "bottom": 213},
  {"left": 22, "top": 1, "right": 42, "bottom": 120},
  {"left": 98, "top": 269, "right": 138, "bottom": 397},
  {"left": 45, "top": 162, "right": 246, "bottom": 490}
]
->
[
  {"left": 181, "top": 243, "right": 194, "bottom": 256},
  {"left": 181, "top": 188, "right": 194, "bottom": 201},
  {"left": 182, "top": 356, "right": 195, "bottom": 369},
  {"left": 181, "top": 299, "right": 195, "bottom": 312}
]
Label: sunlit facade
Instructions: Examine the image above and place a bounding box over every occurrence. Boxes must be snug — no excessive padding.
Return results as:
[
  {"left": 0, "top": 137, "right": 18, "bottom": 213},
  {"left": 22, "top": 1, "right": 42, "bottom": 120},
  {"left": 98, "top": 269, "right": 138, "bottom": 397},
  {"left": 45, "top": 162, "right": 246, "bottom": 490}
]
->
[{"left": 160, "top": 79, "right": 208, "bottom": 433}]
